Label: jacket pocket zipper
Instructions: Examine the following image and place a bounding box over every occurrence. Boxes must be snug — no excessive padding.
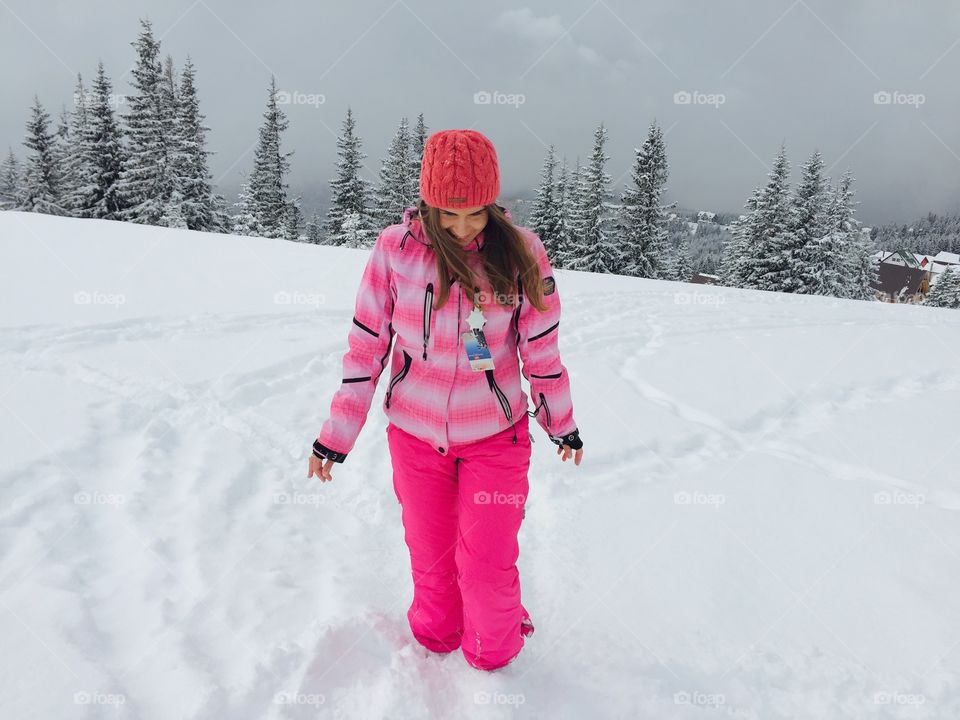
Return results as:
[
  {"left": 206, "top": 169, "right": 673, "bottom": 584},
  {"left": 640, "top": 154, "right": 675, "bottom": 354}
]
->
[
  {"left": 486, "top": 370, "right": 513, "bottom": 424},
  {"left": 385, "top": 349, "right": 412, "bottom": 409},
  {"left": 539, "top": 391, "right": 551, "bottom": 428},
  {"left": 422, "top": 282, "right": 434, "bottom": 360}
]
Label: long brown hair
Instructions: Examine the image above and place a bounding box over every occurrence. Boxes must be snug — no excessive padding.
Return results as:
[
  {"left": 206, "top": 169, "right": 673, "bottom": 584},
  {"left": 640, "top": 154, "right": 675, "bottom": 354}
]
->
[{"left": 416, "top": 199, "right": 548, "bottom": 313}]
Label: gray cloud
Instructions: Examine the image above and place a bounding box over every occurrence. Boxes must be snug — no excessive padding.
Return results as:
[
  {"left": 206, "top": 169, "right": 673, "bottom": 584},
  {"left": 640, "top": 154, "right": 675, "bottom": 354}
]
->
[{"left": 2, "top": 0, "right": 959, "bottom": 224}]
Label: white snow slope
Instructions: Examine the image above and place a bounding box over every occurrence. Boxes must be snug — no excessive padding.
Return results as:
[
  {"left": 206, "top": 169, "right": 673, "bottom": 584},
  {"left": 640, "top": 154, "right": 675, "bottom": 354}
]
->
[{"left": 2, "top": 211, "right": 960, "bottom": 719}]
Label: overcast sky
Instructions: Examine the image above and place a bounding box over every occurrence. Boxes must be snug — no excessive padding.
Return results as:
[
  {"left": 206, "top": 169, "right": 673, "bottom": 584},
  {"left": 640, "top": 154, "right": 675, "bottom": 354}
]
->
[{"left": 3, "top": 0, "right": 959, "bottom": 225}]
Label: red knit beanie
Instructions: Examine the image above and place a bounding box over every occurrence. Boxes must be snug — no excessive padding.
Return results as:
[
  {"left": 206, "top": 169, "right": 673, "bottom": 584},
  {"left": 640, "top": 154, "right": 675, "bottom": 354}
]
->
[{"left": 419, "top": 129, "right": 500, "bottom": 208}]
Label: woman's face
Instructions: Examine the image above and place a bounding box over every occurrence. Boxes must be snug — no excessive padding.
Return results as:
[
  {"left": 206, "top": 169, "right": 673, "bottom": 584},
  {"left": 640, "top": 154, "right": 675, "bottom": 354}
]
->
[{"left": 438, "top": 205, "right": 489, "bottom": 245}]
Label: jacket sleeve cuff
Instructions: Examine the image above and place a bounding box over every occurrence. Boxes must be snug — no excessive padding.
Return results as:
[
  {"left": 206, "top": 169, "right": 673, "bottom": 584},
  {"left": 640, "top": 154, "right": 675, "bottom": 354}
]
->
[
  {"left": 313, "top": 440, "right": 348, "bottom": 463},
  {"left": 549, "top": 428, "right": 582, "bottom": 450}
]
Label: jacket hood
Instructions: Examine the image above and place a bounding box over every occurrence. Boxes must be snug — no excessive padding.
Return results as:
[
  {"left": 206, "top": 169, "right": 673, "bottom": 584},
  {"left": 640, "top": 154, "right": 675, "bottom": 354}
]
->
[{"left": 401, "top": 204, "right": 513, "bottom": 252}]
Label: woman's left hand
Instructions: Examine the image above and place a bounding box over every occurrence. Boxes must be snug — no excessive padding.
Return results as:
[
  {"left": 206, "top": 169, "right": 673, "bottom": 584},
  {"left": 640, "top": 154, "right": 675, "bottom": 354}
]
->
[{"left": 556, "top": 444, "right": 583, "bottom": 466}]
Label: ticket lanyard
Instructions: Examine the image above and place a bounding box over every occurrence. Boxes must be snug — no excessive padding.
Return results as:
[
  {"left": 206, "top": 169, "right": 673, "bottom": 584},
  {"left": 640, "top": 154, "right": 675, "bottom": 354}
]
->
[{"left": 462, "top": 286, "right": 494, "bottom": 371}]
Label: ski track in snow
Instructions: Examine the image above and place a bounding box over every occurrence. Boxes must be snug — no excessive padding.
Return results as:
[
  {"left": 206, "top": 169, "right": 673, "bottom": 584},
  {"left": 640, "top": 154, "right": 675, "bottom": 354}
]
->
[{"left": 2, "top": 238, "right": 960, "bottom": 718}]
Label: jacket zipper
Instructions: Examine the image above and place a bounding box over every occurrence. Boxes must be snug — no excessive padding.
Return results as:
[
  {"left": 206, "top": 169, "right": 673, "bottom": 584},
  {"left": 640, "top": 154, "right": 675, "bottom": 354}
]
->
[
  {"left": 539, "top": 391, "right": 551, "bottom": 428},
  {"left": 385, "top": 349, "right": 412, "bottom": 409},
  {"left": 422, "top": 282, "right": 433, "bottom": 360}
]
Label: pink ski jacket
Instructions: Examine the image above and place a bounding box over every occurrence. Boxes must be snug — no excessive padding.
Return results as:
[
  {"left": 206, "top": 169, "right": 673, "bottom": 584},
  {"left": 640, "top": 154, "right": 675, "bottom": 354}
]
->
[{"left": 313, "top": 205, "right": 580, "bottom": 463}]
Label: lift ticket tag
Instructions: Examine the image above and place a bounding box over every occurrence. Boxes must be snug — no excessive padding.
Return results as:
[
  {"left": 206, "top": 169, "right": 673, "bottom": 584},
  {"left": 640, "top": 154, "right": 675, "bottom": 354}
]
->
[{"left": 463, "top": 305, "right": 494, "bottom": 371}]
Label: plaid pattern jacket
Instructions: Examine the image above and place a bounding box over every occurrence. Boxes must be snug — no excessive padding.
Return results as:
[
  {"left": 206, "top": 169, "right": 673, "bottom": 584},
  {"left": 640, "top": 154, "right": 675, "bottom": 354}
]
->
[{"left": 313, "top": 205, "right": 579, "bottom": 463}]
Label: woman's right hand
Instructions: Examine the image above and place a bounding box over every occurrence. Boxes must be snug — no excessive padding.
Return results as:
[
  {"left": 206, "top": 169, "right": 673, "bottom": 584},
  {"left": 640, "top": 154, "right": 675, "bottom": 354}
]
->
[{"left": 308, "top": 454, "right": 334, "bottom": 482}]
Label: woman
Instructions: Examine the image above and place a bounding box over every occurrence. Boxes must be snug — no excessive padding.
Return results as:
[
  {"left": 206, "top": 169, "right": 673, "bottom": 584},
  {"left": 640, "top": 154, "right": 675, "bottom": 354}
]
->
[{"left": 307, "top": 129, "right": 583, "bottom": 671}]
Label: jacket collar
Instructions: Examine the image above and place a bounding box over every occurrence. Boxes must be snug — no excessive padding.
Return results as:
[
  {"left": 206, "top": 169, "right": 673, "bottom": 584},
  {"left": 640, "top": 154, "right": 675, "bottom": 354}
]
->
[{"left": 401, "top": 205, "right": 512, "bottom": 252}]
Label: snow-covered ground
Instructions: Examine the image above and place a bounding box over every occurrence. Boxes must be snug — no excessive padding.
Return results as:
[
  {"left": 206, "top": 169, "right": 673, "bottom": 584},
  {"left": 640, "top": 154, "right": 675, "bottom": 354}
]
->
[{"left": 2, "top": 211, "right": 960, "bottom": 719}]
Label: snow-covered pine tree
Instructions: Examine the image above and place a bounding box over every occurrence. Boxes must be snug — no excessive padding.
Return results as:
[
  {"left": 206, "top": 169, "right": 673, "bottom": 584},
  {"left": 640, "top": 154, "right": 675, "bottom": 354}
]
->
[
  {"left": 117, "top": 19, "right": 175, "bottom": 225},
  {"left": 160, "top": 188, "right": 187, "bottom": 228},
  {"left": 409, "top": 113, "right": 427, "bottom": 202},
  {"left": 618, "top": 120, "right": 673, "bottom": 279},
  {"left": 305, "top": 213, "right": 322, "bottom": 244},
  {"left": 372, "top": 116, "right": 412, "bottom": 229},
  {"left": 86, "top": 61, "right": 126, "bottom": 220},
  {"left": 550, "top": 155, "right": 575, "bottom": 265},
  {"left": 19, "top": 96, "right": 66, "bottom": 215},
  {"left": 924, "top": 266, "right": 960, "bottom": 309},
  {"left": 528, "top": 144, "right": 562, "bottom": 253},
  {"left": 0, "top": 147, "right": 21, "bottom": 210},
  {"left": 323, "top": 107, "right": 376, "bottom": 246},
  {"left": 566, "top": 124, "right": 621, "bottom": 274},
  {"left": 231, "top": 181, "right": 258, "bottom": 236},
  {"left": 284, "top": 197, "right": 304, "bottom": 241},
  {"left": 340, "top": 211, "right": 376, "bottom": 248},
  {"left": 63, "top": 74, "right": 101, "bottom": 217},
  {"left": 175, "top": 56, "right": 216, "bottom": 231},
  {"left": 829, "top": 170, "right": 877, "bottom": 300},
  {"left": 248, "top": 76, "right": 293, "bottom": 238},
  {"left": 719, "top": 195, "right": 759, "bottom": 287},
  {"left": 788, "top": 150, "right": 832, "bottom": 294},
  {"left": 739, "top": 146, "right": 795, "bottom": 291},
  {"left": 674, "top": 236, "right": 692, "bottom": 281}
]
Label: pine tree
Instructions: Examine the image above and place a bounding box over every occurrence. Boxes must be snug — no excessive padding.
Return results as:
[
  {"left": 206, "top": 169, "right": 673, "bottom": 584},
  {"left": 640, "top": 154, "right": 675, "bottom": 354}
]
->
[
  {"left": 324, "top": 106, "right": 375, "bottom": 245},
  {"left": 925, "top": 266, "right": 960, "bottom": 308},
  {"left": 618, "top": 120, "right": 673, "bottom": 278},
  {"left": 62, "top": 74, "right": 101, "bottom": 217},
  {"left": 176, "top": 56, "right": 216, "bottom": 230},
  {"left": 528, "top": 144, "right": 562, "bottom": 252},
  {"left": 247, "top": 76, "right": 293, "bottom": 238},
  {"left": 719, "top": 198, "right": 755, "bottom": 287},
  {"left": 674, "top": 236, "right": 692, "bottom": 281},
  {"left": 567, "top": 125, "right": 620, "bottom": 274},
  {"left": 789, "top": 150, "right": 831, "bottom": 293},
  {"left": 284, "top": 196, "right": 304, "bottom": 241},
  {"left": 19, "top": 96, "right": 66, "bottom": 215},
  {"left": 555, "top": 156, "right": 583, "bottom": 269},
  {"left": 830, "top": 170, "right": 877, "bottom": 300},
  {"left": 0, "top": 147, "right": 21, "bottom": 210},
  {"left": 117, "top": 19, "right": 175, "bottom": 225},
  {"left": 86, "top": 61, "right": 126, "bottom": 220},
  {"left": 738, "top": 146, "right": 796, "bottom": 292},
  {"left": 552, "top": 155, "right": 575, "bottom": 264},
  {"left": 231, "top": 181, "right": 258, "bottom": 236},
  {"left": 305, "top": 212, "right": 322, "bottom": 243},
  {"left": 340, "top": 210, "right": 376, "bottom": 248},
  {"left": 409, "top": 113, "right": 427, "bottom": 202},
  {"left": 372, "top": 116, "right": 413, "bottom": 229}
]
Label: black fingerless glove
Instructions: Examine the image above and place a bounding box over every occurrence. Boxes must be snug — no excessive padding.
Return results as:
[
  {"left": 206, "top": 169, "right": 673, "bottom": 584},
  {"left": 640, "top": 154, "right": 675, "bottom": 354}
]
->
[{"left": 550, "top": 428, "right": 582, "bottom": 450}]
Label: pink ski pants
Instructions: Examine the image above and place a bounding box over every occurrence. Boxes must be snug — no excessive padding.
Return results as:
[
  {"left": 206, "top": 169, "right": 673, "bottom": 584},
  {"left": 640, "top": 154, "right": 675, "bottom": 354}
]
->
[{"left": 386, "top": 411, "right": 532, "bottom": 671}]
